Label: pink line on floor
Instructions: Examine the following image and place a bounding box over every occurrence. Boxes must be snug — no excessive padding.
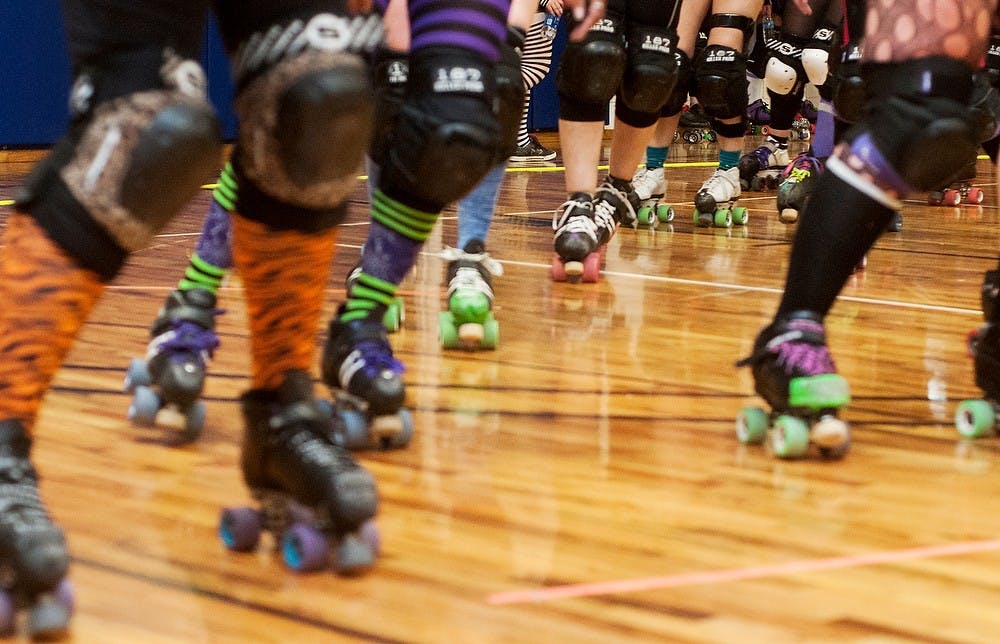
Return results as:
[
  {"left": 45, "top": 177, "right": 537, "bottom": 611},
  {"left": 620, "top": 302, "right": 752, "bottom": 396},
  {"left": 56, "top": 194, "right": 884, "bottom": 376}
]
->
[{"left": 487, "top": 538, "right": 1000, "bottom": 605}]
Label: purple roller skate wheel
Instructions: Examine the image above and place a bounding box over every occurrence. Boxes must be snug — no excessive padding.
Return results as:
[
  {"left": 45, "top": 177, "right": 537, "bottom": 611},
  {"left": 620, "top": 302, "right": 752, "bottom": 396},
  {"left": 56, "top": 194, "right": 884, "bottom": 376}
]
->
[
  {"left": 281, "top": 524, "right": 329, "bottom": 572},
  {"left": 219, "top": 507, "right": 261, "bottom": 552}
]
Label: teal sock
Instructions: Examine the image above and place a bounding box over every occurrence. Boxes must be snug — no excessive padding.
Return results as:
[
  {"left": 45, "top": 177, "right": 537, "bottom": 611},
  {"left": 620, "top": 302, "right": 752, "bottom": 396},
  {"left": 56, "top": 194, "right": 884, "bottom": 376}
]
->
[
  {"left": 645, "top": 146, "right": 668, "bottom": 169},
  {"left": 718, "top": 150, "right": 741, "bottom": 170}
]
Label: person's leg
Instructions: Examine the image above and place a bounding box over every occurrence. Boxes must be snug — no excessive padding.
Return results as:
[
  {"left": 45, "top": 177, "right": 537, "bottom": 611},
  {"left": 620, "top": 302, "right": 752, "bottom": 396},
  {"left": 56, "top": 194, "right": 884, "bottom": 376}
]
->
[
  {"left": 690, "top": 0, "right": 762, "bottom": 225},
  {"left": 213, "top": 0, "right": 383, "bottom": 568},
  {"left": 511, "top": 12, "right": 558, "bottom": 162},
  {"left": 3, "top": 0, "right": 220, "bottom": 633},
  {"left": 125, "top": 167, "right": 232, "bottom": 436},
  {"left": 323, "top": 0, "right": 511, "bottom": 406},
  {"left": 741, "top": 0, "right": 992, "bottom": 457},
  {"left": 550, "top": 1, "right": 627, "bottom": 274}
]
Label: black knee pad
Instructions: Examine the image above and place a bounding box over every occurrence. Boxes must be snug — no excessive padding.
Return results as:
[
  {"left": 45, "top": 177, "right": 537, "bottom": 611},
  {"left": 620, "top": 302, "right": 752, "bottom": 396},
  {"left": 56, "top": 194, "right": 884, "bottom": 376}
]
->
[
  {"left": 618, "top": 25, "right": 679, "bottom": 116},
  {"left": 694, "top": 45, "right": 749, "bottom": 120},
  {"left": 496, "top": 26, "right": 527, "bottom": 161},
  {"left": 557, "top": 16, "right": 626, "bottom": 121},
  {"left": 861, "top": 57, "right": 979, "bottom": 191},
  {"left": 369, "top": 48, "right": 409, "bottom": 167},
  {"left": 833, "top": 40, "right": 864, "bottom": 123},
  {"left": 970, "top": 69, "right": 1000, "bottom": 144},
  {"left": 16, "top": 48, "right": 221, "bottom": 281},
  {"left": 380, "top": 47, "right": 501, "bottom": 211},
  {"left": 661, "top": 49, "right": 694, "bottom": 116},
  {"left": 712, "top": 118, "right": 747, "bottom": 139},
  {"left": 234, "top": 49, "right": 374, "bottom": 230},
  {"left": 830, "top": 57, "right": 980, "bottom": 203}
]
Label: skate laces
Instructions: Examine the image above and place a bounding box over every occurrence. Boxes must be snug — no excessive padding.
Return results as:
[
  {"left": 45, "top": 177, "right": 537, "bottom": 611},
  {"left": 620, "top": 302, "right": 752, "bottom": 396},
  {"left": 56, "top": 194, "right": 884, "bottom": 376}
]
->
[
  {"left": 340, "top": 340, "right": 405, "bottom": 388},
  {"left": 0, "top": 457, "right": 47, "bottom": 521},
  {"left": 448, "top": 266, "right": 494, "bottom": 300},
  {"left": 148, "top": 321, "right": 221, "bottom": 362},
  {"left": 552, "top": 201, "right": 599, "bottom": 244},
  {"left": 783, "top": 154, "right": 821, "bottom": 181},
  {"left": 594, "top": 183, "right": 638, "bottom": 227},
  {"left": 438, "top": 246, "right": 504, "bottom": 277},
  {"left": 751, "top": 145, "right": 776, "bottom": 167},
  {"left": 738, "top": 319, "right": 836, "bottom": 377}
]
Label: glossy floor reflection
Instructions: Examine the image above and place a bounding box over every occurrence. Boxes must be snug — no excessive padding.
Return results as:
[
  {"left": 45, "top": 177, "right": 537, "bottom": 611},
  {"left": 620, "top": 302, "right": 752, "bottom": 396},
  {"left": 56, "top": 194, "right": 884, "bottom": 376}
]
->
[{"left": 3, "top": 136, "right": 1000, "bottom": 641}]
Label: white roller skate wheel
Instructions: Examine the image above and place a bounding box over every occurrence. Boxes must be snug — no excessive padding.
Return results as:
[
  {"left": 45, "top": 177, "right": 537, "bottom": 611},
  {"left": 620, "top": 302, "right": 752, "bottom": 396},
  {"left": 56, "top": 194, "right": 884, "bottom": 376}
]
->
[
  {"left": 458, "top": 323, "right": 484, "bottom": 345},
  {"left": 563, "top": 261, "right": 584, "bottom": 277},
  {"left": 810, "top": 416, "right": 849, "bottom": 448}
]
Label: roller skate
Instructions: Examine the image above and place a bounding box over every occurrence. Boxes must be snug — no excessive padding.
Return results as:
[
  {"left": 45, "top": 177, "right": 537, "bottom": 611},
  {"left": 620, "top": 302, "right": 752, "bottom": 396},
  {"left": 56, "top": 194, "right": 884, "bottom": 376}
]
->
[
  {"left": 321, "top": 309, "right": 413, "bottom": 450},
  {"left": 124, "top": 288, "right": 220, "bottom": 441},
  {"left": 738, "top": 143, "right": 789, "bottom": 192},
  {"left": 776, "top": 153, "right": 822, "bottom": 224},
  {"left": 593, "top": 176, "right": 641, "bottom": 229},
  {"left": 0, "top": 420, "right": 74, "bottom": 639},
  {"left": 552, "top": 194, "right": 603, "bottom": 283},
  {"left": 219, "top": 371, "right": 380, "bottom": 574},
  {"left": 927, "top": 160, "right": 983, "bottom": 207},
  {"left": 955, "top": 270, "right": 1000, "bottom": 438},
  {"left": 346, "top": 263, "right": 405, "bottom": 333},
  {"left": 693, "top": 166, "right": 748, "bottom": 228},
  {"left": 745, "top": 98, "right": 771, "bottom": 136},
  {"left": 675, "top": 105, "right": 716, "bottom": 143},
  {"left": 632, "top": 167, "right": 676, "bottom": 226},
  {"left": 438, "top": 240, "right": 502, "bottom": 350},
  {"left": 736, "top": 313, "right": 852, "bottom": 459}
]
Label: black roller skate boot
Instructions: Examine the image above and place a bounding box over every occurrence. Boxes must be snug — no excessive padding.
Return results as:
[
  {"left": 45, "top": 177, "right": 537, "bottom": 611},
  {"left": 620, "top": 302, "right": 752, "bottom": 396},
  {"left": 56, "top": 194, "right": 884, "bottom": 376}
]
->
[
  {"left": 321, "top": 308, "right": 412, "bottom": 450},
  {"left": 736, "top": 312, "right": 851, "bottom": 459},
  {"left": 956, "top": 270, "right": 1000, "bottom": 438},
  {"left": 776, "top": 152, "right": 822, "bottom": 224},
  {"left": 0, "top": 420, "right": 73, "bottom": 638},
  {"left": 594, "top": 176, "right": 641, "bottom": 229},
  {"left": 738, "top": 142, "right": 790, "bottom": 191},
  {"left": 124, "top": 288, "right": 220, "bottom": 441},
  {"left": 439, "top": 240, "right": 501, "bottom": 350},
  {"left": 219, "top": 370, "right": 380, "bottom": 574},
  {"left": 552, "top": 193, "right": 602, "bottom": 283}
]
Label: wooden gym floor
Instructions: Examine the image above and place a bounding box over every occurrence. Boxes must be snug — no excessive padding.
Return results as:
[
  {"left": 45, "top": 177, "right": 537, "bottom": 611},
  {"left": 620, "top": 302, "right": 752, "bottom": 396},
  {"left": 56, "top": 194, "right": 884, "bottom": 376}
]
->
[{"left": 2, "top": 132, "right": 1000, "bottom": 642}]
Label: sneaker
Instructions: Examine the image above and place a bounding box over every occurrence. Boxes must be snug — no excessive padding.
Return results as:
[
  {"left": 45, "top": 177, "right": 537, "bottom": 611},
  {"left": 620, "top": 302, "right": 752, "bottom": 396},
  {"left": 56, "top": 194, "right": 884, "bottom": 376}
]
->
[{"left": 510, "top": 136, "right": 557, "bottom": 162}]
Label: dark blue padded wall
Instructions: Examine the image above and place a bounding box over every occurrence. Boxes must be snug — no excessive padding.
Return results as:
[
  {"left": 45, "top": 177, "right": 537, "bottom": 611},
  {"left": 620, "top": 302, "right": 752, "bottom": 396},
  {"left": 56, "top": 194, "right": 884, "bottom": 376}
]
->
[{"left": 0, "top": 7, "right": 238, "bottom": 146}]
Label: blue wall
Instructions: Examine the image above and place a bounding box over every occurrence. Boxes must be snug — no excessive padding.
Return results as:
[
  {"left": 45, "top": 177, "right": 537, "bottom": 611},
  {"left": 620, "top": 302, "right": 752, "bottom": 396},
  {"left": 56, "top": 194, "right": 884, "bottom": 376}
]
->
[{"left": 0, "top": 5, "right": 561, "bottom": 146}]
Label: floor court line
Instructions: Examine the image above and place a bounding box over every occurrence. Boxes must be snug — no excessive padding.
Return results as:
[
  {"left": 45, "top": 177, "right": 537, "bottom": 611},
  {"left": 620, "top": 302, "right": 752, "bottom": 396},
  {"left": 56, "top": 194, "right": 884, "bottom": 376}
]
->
[{"left": 487, "top": 538, "right": 1000, "bottom": 605}]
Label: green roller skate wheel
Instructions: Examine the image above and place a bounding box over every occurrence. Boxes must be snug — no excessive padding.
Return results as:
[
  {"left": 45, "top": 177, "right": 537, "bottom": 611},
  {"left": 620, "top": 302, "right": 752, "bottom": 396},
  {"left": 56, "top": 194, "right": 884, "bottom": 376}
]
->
[
  {"left": 714, "top": 209, "right": 733, "bottom": 228},
  {"left": 656, "top": 204, "right": 675, "bottom": 223},
  {"left": 637, "top": 205, "right": 655, "bottom": 227},
  {"left": 731, "top": 206, "right": 749, "bottom": 226},
  {"left": 383, "top": 298, "right": 405, "bottom": 333},
  {"left": 481, "top": 317, "right": 499, "bottom": 350},
  {"left": 955, "top": 399, "right": 997, "bottom": 438},
  {"left": 736, "top": 407, "right": 769, "bottom": 444},
  {"left": 438, "top": 311, "right": 460, "bottom": 349},
  {"left": 768, "top": 415, "right": 810, "bottom": 458}
]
